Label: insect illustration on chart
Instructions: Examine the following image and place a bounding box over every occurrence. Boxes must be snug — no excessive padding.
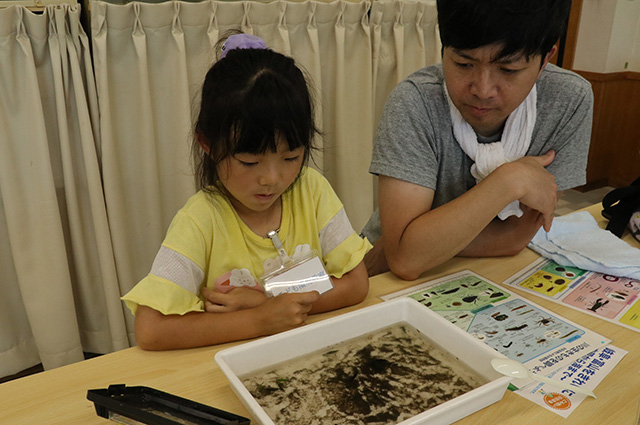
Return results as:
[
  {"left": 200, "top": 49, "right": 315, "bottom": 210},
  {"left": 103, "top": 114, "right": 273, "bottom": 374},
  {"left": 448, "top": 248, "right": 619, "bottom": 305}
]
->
[
  {"left": 409, "top": 276, "right": 510, "bottom": 314},
  {"left": 588, "top": 298, "right": 609, "bottom": 312},
  {"left": 505, "top": 324, "right": 528, "bottom": 332},
  {"left": 536, "top": 317, "right": 554, "bottom": 327},
  {"left": 606, "top": 291, "right": 631, "bottom": 302},
  {"left": 518, "top": 261, "right": 587, "bottom": 297},
  {"left": 439, "top": 287, "right": 461, "bottom": 295},
  {"left": 462, "top": 295, "right": 479, "bottom": 305},
  {"left": 492, "top": 312, "right": 509, "bottom": 321},
  {"left": 560, "top": 329, "right": 580, "bottom": 339},
  {"left": 467, "top": 299, "right": 585, "bottom": 363},
  {"left": 409, "top": 276, "right": 514, "bottom": 333},
  {"left": 562, "top": 273, "right": 640, "bottom": 319}
]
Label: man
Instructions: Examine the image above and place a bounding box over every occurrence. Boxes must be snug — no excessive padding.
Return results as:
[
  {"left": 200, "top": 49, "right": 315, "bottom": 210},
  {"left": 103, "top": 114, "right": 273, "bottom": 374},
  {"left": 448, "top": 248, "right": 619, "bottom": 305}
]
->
[{"left": 362, "top": 0, "right": 593, "bottom": 280}]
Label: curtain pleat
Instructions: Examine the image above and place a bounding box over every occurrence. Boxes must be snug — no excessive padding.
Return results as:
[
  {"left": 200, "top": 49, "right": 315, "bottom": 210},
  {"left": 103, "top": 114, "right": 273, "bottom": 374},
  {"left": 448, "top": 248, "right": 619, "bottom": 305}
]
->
[
  {"left": 1, "top": 0, "right": 439, "bottom": 375},
  {"left": 316, "top": 0, "right": 374, "bottom": 230},
  {"left": 371, "top": 0, "right": 440, "bottom": 126},
  {"left": 0, "top": 4, "right": 125, "bottom": 376}
]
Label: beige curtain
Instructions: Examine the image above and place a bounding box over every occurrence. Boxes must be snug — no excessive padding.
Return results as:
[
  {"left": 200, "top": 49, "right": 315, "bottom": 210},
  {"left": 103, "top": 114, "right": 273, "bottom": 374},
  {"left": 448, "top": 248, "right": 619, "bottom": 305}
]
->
[
  {"left": 370, "top": 0, "right": 440, "bottom": 205},
  {"left": 0, "top": 4, "right": 129, "bottom": 377},
  {"left": 371, "top": 0, "right": 440, "bottom": 125}
]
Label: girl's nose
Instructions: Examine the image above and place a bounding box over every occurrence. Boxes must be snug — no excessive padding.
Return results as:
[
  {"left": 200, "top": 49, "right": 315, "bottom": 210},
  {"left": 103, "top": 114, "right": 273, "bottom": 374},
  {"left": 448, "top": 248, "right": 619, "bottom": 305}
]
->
[
  {"left": 258, "top": 166, "right": 279, "bottom": 186},
  {"left": 469, "top": 70, "right": 497, "bottom": 100}
]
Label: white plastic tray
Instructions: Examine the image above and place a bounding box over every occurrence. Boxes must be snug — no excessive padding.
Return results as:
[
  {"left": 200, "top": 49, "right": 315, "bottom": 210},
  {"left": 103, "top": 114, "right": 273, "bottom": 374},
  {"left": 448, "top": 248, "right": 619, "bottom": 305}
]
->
[{"left": 215, "top": 298, "right": 512, "bottom": 425}]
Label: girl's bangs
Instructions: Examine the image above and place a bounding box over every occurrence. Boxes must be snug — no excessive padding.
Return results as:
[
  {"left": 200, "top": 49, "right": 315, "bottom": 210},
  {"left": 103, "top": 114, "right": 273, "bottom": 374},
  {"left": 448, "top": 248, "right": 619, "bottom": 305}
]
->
[
  {"left": 231, "top": 125, "right": 304, "bottom": 155},
  {"left": 230, "top": 104, "right": 307, "bottom": 155}
]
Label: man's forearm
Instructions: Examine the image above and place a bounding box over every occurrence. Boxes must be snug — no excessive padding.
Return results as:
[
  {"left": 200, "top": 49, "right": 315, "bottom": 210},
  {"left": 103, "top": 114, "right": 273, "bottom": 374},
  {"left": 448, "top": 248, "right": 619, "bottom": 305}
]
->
[
  {"left": 382, "top": 158, "right": 556, "bottom": 280},
  {"left": 458, "top": 208, "right": 544, "bottom": 257},
  {"left": 384, "top": 176, "right": 521, "bottom": 279}
]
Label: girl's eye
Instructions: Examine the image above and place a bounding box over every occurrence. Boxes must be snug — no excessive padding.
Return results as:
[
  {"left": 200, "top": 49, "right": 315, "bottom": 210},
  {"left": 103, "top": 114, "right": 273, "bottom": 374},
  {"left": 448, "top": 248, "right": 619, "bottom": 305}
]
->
[
  {"left": 285, "top": 155, "right": 300, "bottom": 162},
  {"left": 239, "top": 160, "right": 258, "bottom": 167}
]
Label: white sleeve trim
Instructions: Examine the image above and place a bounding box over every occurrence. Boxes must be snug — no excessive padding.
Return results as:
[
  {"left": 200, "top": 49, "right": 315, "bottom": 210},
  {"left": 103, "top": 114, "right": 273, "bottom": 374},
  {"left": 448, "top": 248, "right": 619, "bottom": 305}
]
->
[
  {"left": 149, "top": 246, "right": 205, "bottom": 295},
  {"left": 319, "top": 208, "right": 355, "bottom": 256}
]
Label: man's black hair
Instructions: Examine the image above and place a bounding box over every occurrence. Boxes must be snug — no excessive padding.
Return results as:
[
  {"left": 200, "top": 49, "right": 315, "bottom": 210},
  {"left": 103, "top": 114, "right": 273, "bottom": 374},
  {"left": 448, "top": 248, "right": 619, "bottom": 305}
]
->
[{"left": 437, "top": 0, "right": 572, "bottom": 61}]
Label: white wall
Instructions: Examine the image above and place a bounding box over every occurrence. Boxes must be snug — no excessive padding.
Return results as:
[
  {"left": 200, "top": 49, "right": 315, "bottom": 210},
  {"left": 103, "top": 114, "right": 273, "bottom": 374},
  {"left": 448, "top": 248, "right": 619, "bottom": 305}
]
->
[
  {"left": 573, "top": 0, "right": 640, "bottom": 73},
  {"left": 629, "top": 5, "right": 640, "bottom": 70}
]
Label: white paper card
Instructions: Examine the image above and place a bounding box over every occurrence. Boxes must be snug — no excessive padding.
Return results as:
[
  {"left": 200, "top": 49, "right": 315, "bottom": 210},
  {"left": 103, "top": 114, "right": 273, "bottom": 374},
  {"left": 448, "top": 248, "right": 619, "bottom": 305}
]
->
[
  {"left": 514, "top": 345, "right": 627, "bottom": 417},
  {"left": 263, "top": 256, "right": 333, "bottom": 297}
]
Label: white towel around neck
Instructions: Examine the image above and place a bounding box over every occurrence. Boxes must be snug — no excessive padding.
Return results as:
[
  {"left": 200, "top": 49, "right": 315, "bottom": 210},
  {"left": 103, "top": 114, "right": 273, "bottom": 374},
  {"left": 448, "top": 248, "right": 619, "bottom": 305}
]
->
[{"left": 444, "top": 83, "right": 537, "bottom": 220}]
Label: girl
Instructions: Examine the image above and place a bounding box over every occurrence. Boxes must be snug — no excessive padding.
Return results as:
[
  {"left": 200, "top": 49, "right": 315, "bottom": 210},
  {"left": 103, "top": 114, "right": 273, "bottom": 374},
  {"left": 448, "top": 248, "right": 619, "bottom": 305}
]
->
[{"left": 122, "top": 34, "right": 372, "bottom": 351}]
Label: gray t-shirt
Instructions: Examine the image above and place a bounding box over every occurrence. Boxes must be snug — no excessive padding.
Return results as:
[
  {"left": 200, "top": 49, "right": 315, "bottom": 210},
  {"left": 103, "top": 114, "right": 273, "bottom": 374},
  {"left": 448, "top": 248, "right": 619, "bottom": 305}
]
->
[{"left": 362, "top": 63, "right": 593, "bottom": 241}]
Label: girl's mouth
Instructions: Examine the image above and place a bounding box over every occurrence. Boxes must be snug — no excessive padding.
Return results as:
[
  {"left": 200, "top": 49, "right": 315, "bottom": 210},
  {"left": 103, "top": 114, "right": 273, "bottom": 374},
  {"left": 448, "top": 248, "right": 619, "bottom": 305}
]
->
[{"left": 255, "top": 193, "right": 275, "bottom": 201}]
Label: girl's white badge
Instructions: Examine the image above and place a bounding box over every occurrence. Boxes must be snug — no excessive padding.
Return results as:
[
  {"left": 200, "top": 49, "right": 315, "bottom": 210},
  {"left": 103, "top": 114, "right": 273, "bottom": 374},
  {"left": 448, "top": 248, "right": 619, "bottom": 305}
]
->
[{"left": 260, "top": 231, "right": 333, "bottom": 297}]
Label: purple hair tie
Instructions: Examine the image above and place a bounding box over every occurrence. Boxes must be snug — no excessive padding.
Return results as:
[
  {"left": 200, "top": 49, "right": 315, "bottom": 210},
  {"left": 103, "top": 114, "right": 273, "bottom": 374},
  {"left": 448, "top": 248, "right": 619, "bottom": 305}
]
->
[{"left": 220, "top": 34, "right": 268, "bottom": 59}]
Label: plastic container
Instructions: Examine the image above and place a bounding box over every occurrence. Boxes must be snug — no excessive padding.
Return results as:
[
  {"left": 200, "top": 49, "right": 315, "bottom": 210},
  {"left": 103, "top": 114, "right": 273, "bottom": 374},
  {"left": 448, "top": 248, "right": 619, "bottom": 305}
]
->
[{"left": 215, "top": 298, "right": 512, "bottom": 425}]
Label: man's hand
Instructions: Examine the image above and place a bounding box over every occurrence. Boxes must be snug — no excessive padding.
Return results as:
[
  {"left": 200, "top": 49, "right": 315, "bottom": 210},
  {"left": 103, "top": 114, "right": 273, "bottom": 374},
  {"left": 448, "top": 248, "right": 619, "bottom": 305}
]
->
[
  {"left": 500, "top": 150, "right": 558, "bottom": 231},
  {"left": 460, "top": 150, "right": 557, "bottom": 257}
]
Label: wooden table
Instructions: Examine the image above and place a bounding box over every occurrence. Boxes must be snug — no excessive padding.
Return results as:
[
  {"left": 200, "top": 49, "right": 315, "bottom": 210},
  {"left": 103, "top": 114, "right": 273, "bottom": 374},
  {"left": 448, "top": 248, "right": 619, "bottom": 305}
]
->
[{"left": 2, "top": 204, "right": 640, "bottom": 425}]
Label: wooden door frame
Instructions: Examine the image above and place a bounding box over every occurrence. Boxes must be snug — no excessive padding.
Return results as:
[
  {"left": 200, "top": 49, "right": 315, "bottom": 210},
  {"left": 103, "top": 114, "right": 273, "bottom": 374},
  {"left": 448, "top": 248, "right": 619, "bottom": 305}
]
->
[{"left": 553, "top": 0, "right": 583, "bottom": 69}]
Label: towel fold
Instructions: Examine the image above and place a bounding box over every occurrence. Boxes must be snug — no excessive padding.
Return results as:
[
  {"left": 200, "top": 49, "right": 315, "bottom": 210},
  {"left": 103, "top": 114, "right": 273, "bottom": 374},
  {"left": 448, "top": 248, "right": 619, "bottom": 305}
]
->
[
  {"left": 529, "top": 211, "right": 640, "bottom": 280},
  {"left": 445, "top": 83, "right": 537, "bottom": 221}
]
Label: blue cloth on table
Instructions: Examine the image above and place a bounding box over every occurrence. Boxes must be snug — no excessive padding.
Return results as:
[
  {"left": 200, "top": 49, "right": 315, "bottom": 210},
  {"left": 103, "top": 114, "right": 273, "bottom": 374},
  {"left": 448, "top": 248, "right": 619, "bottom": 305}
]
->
[{"left": 528, "top": 211, "right": 640, "bottom": 280}]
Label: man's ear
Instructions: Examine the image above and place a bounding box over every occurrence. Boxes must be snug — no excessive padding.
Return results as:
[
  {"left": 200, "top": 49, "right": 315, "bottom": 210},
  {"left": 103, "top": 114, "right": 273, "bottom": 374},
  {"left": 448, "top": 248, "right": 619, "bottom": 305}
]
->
[
  {"left": 538, "top": 45, "right": 558, "bottom": 77},
  {"left": 196, "top": 132, "right": 211, "bottom": 155}
]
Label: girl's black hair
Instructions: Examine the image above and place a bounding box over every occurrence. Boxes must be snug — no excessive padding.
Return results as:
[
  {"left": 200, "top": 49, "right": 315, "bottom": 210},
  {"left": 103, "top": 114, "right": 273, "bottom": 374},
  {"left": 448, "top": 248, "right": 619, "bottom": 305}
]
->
[
  {"left": 193, "top": 38, "right": 320, "bottom": 193},
  {"left": 437, "top": 0, "right": 572, "bottom": 64}
]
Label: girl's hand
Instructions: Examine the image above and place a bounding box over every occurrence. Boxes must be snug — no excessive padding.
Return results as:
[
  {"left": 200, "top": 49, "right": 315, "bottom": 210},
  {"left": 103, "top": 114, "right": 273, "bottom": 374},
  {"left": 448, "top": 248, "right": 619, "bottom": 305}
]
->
[
  {"left": 202, "top": 287, "right": 268, "bottom": 313},
  {"left": 256, "top": 291, "right": 320, "bottom": 334}
]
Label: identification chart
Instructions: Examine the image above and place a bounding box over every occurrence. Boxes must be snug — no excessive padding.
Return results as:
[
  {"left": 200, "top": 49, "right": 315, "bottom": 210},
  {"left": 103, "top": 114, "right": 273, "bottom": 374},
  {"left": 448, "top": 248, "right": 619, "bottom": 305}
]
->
[
  {"left": 381, "top": 270, "right": 610, "bottom": 375},
  {"left": 504, "top": 258, "right": 640, "bottom": 333}
]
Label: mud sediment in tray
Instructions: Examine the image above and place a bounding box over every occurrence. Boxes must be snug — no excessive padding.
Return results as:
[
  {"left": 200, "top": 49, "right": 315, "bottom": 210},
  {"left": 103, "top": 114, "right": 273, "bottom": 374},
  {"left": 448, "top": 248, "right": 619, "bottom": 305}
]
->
[{"left": 241, "top": 322, "right": 488, "bottom": 425}]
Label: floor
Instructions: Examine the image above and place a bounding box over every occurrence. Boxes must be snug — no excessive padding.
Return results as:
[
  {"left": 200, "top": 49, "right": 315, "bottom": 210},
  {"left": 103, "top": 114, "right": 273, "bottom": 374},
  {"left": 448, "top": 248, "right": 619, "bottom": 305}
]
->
[
  {"left": 0, "top": 186, "right": 614, "bottom": 385},
  {"left": 554, "top": 186, "right": 613, "bottom": 217},
  {"left": 0, "top": 364, "right": 45, "bottom": 384},
  {"left": 0, "top": 352, "right": 102, "bottom": 384}
]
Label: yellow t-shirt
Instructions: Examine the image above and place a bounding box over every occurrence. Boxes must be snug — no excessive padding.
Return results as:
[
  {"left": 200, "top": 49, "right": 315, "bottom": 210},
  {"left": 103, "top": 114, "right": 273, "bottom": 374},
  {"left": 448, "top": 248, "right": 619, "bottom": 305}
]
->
[{"left": 122, "top": 167, "right": 371, "bottom": 315}]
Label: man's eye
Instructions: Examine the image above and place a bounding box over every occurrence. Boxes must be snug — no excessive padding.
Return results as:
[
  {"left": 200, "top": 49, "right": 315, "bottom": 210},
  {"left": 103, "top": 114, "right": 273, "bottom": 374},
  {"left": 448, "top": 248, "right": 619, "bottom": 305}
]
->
[
  {"left": 501, "top": 68, "right": 520, "bottom": 74},
  {"left": 455, "top": 62, "right": 472, "bottom": 69}
]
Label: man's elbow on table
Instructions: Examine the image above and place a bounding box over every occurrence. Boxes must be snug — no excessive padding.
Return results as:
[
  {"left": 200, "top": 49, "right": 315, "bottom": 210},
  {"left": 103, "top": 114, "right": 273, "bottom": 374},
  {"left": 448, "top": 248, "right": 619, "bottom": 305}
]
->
[{"left": 386, "top": 252, "right": 426, "bottom": 282}]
